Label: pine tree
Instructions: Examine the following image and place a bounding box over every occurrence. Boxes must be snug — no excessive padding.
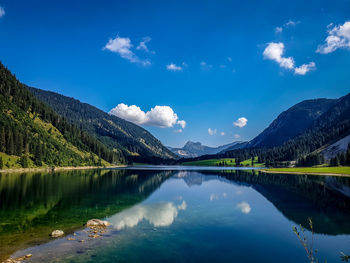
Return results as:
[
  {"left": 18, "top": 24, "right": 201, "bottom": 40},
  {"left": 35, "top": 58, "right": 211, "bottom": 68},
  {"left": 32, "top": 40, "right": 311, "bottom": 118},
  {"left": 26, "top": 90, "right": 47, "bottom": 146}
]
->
[
  {"left": 0, "top": 127, "right": 5, "bottom": 152},
  {"left": 346, "top": 143, "right": 350, "bottom": 166}
]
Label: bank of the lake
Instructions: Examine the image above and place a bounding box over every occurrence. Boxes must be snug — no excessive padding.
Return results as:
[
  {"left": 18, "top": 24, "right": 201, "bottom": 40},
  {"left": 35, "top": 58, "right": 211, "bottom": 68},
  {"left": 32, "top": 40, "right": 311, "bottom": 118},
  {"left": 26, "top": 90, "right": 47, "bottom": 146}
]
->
[
  {"left": 0, "top": 165, "right": 126, "bottom": 174},
  {"left": 262, "top": 166, "right": 350, "bottom": 176}
]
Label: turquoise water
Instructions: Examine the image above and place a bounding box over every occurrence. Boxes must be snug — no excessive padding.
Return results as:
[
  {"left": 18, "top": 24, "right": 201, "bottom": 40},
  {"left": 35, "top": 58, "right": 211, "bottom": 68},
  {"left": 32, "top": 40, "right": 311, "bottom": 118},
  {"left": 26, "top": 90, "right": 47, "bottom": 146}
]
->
[{"left": 2, "top": 168, "right": 350, "bottom": 262}]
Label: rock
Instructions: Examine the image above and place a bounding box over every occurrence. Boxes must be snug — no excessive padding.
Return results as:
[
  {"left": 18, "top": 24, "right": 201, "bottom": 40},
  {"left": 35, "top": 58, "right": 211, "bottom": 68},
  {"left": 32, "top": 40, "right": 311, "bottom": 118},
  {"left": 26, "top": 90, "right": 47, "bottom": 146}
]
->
[
  {"left": 67, "top": 237, "right": 76, "bottom": 241},
  {"left": 86, "top": 219, "right": 110, "bottom": 227},
  {"left": 51, "top": 230, "right": 64, "bottom": 238}
]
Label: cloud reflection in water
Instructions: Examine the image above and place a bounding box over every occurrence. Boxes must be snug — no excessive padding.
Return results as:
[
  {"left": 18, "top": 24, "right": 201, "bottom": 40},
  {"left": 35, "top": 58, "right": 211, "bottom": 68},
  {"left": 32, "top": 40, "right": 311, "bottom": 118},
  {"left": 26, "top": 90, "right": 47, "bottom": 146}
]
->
[{"left": 109, "top": 201, "right": 186, "bottom": 230}]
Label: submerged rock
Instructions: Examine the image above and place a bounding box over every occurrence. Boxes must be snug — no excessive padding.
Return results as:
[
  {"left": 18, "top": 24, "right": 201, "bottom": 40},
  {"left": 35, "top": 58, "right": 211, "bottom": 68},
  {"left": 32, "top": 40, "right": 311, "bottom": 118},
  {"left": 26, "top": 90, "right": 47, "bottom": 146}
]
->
[
  {"left": 51, "top": 230, "right": 64, "bottom": 238},
  {"left": 86, "top": 219, "right": 110, "bottom": 227}
]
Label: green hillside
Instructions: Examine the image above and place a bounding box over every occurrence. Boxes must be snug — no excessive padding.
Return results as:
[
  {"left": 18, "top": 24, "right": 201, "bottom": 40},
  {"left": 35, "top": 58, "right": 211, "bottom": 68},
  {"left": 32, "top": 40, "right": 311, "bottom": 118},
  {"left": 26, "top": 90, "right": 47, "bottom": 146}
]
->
[
  {"left": 29, "top": 87, "right": 176, "bottom": 161},
  {"left": 0, "top": 62, "right": 124, "bottom": 169}
]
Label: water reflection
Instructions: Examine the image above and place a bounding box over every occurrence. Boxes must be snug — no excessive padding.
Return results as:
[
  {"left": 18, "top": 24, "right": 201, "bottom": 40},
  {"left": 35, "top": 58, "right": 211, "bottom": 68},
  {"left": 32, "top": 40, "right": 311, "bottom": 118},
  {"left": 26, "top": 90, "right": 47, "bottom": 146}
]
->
[
  {"left": 0, "top": 169, "right": 174, "bottom": 260},
  {"left": 110, "top": 201, "right": 186, "bottom": 230},
  {"left": 191, "top": 169, "right": 350, "bottom": 234},
  {"left": 1, "top": 168, "right": 350, "bottom": 262}
]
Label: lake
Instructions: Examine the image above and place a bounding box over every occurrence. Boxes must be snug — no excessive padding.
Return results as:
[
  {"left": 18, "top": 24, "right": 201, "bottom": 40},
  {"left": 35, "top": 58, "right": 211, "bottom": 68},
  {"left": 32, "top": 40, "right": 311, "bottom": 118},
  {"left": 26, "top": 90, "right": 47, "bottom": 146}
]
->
[{"left": 1, "top": 167, "right": 350, "bottom": 262}]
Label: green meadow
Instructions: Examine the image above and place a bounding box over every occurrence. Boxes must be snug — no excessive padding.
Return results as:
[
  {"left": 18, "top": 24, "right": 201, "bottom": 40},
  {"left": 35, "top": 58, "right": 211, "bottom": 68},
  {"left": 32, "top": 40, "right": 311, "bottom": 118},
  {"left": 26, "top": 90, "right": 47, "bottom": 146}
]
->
[{"left": 182, "top": 157, "right": 265, "bottom": 167}]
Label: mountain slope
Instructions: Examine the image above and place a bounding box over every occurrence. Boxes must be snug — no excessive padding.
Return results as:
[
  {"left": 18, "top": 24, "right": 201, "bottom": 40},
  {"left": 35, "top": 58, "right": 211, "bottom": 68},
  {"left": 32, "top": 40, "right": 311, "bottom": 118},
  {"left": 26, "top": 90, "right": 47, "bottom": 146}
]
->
[
  {"left": 249, "top": 98, "right": 337, "bottom": 148},
  {"left": 29, "top": 88, "right": 176, "bottom": 160},
  {"left": 169, "top": 141, "right": 246, "bottom": 158},
  {"left": 0, "top": 62, "right": 123, "bottom": 168},
  {"left": 222, "top": 93, "right": 350, "bottom": 165}
]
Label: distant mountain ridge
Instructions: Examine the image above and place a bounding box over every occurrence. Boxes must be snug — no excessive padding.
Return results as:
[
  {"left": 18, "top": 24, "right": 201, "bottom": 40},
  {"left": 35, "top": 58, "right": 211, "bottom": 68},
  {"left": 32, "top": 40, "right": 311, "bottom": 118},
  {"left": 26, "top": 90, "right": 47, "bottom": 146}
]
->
[
  {"left": 168, "top": 141, "right": 246, "bottom": 157},
  {"left": 29, "top": 88, "right": 176, "bottom": 161}
]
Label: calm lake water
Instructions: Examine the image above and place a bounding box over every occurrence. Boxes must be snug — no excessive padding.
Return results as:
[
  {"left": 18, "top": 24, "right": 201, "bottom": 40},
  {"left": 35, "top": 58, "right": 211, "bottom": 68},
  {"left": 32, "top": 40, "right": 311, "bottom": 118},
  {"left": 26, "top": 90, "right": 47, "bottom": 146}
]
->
[{"left": 1, "top": 167, "right": 350, "bottom": 262}]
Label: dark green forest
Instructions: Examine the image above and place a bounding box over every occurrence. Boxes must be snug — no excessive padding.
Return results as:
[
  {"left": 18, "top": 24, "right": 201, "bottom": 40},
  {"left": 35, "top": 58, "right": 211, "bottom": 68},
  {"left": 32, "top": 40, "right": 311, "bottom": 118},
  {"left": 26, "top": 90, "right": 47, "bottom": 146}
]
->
[{"left": 0, "top": 62, "right": 124, "bottom": 168}]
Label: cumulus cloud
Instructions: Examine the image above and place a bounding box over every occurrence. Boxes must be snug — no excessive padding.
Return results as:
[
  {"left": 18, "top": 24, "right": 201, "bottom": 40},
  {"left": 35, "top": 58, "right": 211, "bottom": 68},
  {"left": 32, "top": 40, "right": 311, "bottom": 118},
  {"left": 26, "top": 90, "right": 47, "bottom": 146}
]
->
[
  {"left": 294, "top": 62, "right": 316, "bottom": 75},
  {"left": 233, "top": 117, "right": 248, "bottom": 128},
  {"left": 236, "top": 202, "right": 251, "bottom": 214},
  {"left": 263, "top": 42, "right": 315, "bottom": 75},
  {"left": 177, "top": 120, "right": 186, "bottom": 128},
  {"left": 166, "top": 63, "right": 183, "bottom": 71},
  {"left": 0, "top": 6, "right": 5, "bottom": 17},
  {"left": 103, "top": 36, "right": 151, "bottom": 66},
  {"left": 317, "top": 21, "right": 350, "bottom": 54},
  {"left": 109, "top": 103, "right": 185, "bottom": 128},
  {"left": 109, "top": 202, "right": 182, "bottom": 230},
  {"left": 208, "top": 128, "right": 217, "bottom": 135},
  {"left": 136, "top": 36, "right": 155, "bottom": 54},
  {"left": 263, "top": 42, "right": 295, "bottom": 69}
]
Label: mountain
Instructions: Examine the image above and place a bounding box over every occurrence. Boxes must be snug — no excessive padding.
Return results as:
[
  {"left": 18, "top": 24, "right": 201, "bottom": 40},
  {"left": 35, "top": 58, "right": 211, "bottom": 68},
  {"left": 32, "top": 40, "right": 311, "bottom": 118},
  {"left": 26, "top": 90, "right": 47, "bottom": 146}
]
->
[
  {"left": 249, "top": 98, "right": 337, "bottom": 148},
  {"left": 169, "top": 141, "right": 246, "bottom": 158},
  {"left": 221, "top": 93, "right": 350, "bottom": 165},
  {"left": 0, "top": 62, "right": 124, "bottom": 168},
  {"left": 29, "top": 87, "right": 176, "bottom": 161}
]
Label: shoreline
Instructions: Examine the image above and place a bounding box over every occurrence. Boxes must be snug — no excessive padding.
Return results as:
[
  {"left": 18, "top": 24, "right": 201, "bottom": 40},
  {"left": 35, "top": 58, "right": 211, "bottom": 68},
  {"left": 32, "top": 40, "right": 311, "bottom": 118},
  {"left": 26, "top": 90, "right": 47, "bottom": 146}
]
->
[
  {"left": 0, "top": 165, "right": 127, "bottom": 174},
  {"left": 260, "top": 169, "right": 350, "bottom": 177}
]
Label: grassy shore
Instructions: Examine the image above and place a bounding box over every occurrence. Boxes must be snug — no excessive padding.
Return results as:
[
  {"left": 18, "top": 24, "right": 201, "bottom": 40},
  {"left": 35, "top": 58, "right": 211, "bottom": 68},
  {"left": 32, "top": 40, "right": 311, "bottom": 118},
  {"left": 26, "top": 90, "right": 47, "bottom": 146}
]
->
[
  {"left": 262, "top": 166, "right": 350, "bottom": 176},
  {"left": 0, "top": 165, "right": 126, "bottom": 174}
]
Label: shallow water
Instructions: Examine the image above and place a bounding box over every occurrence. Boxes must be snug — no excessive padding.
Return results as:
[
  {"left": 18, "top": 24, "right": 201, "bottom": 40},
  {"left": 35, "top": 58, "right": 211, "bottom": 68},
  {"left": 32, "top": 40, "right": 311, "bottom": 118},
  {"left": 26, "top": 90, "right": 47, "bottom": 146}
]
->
[{"left": 1, "top": 167, "right": 350, "bottom": 262}]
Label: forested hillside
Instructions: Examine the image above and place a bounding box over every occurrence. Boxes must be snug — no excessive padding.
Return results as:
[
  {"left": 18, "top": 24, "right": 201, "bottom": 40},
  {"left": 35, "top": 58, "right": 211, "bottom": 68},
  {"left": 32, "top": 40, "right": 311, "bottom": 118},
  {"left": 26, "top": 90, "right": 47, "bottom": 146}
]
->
[
  {"left": 222, "top": 93, "right": 350, "bottom": 166},
  {"left": 29, "top": 88, "right": 176, "bottom": 161},
  {"left": 249, "top": 98, "right": 337, "bottom": 148},
  {"left": 0, "top": 62, "right": 124, "bottom": 168}
]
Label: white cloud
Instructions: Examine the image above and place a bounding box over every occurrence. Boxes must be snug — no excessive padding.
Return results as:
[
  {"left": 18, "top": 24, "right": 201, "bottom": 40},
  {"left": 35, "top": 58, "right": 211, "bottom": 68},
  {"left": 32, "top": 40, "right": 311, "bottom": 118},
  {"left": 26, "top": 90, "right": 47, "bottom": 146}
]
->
[
  {"left": 275, "top": 27, "right": 283, "bottom": 33},
  {"left": 294, "top": 62, "right": 316, "bottom": 75},
  {"left": 177, "top": 120, "right": 186, "bottom": 128},
  {"left": 177, "top": 201, "right": 187, "bottom": 210},
  {"left": 136, "top": 36, "right": 155, "bottom": 54},
  {"left": 317, "top": 21, "right": 350, "bottom": 54},
  {"left": 208, "top": 128, "right": 217, "bottom": 135},
  {"left": 234, "top": 134, "right": 240, "bottom": 139},
  {"left": 109, "top": 103, "right": 186, "bottom": 128},
  {"left": 263, "top": 42, "right": 294, "bottom": 69},
  {"left": 220, "top": 132, "right": 225, "bottom": 136},
  {"left": 233, "top": 117, "right": 248, "bottom": 128},
  {"left": 263, "top": 42, "right": 315, "bottom": 75},
  {"left": 109, "top": 202, "right": 181, "bottom": 230},
  {"left": 200, "top": 61, "right": 213, "bottom": 70},
  {"left": 173, "top": 129, "right": 183, "bottom": 133},
  {"left": 236, "top": 202, "right": 251, "bottom": 214},
  {"left": 103, "top": 36, "right": 151, "bottom": 66},
  {"left": 0, "top": 6, "right": 5, "bottom": 17},
  {"left": 275, "top": 20, "right": 300, "bottom": 34},
  {"left": 284, "top": 20, "right": 300, "bottom": 27},
  {"left": 166, "top": 63, "right": 183, "bottom": 71}
]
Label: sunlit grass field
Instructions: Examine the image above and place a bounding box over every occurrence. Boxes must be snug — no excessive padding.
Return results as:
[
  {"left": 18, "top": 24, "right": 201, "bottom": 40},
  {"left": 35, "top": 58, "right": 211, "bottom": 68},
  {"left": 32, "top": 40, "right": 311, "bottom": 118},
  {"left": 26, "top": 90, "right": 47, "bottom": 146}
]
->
[{"left": 265, "top": 166, "right": 350, "bottom": 175}]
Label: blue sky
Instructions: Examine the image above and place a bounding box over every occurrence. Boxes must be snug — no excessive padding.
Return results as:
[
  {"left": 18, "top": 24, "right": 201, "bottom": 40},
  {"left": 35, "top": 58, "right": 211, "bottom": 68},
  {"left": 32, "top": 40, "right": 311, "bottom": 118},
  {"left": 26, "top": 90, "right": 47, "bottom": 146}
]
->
[{"left": 0, "top": 0, "right": 349, "bottom": 147}]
